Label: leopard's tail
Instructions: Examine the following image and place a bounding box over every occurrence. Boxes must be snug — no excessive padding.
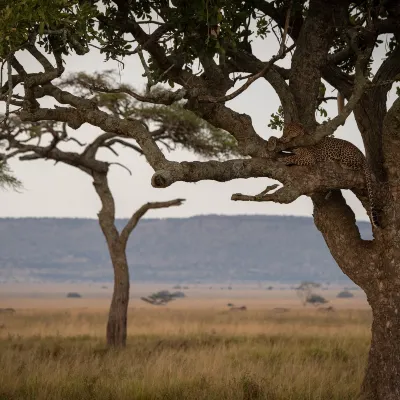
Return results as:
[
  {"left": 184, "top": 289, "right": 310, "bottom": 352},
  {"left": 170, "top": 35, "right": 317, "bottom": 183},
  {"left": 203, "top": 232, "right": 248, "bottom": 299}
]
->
[{"left": 363, "top": 162, "right": 380, "bottom": 228}]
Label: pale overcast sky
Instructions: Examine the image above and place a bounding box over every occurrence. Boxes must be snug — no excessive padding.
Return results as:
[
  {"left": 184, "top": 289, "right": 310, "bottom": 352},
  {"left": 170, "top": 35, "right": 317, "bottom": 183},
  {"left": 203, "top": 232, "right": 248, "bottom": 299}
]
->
[{"left": 0, "top": 29, "right": 396, "bottom": 222}]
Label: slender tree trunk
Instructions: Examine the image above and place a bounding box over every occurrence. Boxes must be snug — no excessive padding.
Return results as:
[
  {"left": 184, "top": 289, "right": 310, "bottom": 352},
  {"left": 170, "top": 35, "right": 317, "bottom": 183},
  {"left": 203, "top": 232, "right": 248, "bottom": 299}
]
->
[
  {"left": 106, "top": 242, "right": 130, "bottom": 348},
  {"left": 360, "top": 287, "right": 400, "bottom": 400},
  {"left": 93, "top": 172, "right": 131, "bottom": 348}
]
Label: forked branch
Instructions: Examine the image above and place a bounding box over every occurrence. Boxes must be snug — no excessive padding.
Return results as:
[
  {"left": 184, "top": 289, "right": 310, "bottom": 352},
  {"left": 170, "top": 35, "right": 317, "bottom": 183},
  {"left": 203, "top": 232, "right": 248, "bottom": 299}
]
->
[{"left": 232, "top": 184, "right": 301, "bottom": 204}]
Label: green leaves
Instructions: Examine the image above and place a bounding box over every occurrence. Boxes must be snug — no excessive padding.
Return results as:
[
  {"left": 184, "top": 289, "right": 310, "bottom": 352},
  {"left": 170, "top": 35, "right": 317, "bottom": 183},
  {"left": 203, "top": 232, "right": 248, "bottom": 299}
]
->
[
  {"left": 0, "top": 161, "right": 21, "bottom": 191},
  {"left": 268, "top": 106, "right": 285, "bottom": 131},
  {"left": 0, "top": 0, "right": 97, "bottom": 57}
]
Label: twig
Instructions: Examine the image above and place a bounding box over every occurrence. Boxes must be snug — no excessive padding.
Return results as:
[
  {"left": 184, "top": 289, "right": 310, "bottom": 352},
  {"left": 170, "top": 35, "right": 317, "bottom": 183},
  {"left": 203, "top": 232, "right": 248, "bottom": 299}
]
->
[
  {"left": 138, "top": 46, "right": 154, "bottom": 93},
  {"left": 108, "top": 162, "right": 132, "bottom": 175}
]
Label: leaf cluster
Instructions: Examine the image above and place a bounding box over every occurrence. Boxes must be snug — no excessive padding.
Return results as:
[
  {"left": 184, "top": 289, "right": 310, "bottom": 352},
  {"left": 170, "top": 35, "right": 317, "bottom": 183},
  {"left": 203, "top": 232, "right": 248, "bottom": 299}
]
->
[{"left": 0, "top": 0, "right": 97, "bottom": 57}]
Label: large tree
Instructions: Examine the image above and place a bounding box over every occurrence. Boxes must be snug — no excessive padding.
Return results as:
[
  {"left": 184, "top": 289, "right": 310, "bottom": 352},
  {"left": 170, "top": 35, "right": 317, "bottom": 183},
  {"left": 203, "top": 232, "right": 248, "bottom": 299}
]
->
[
  {"left": 0, "top": 72, "right": 238, "bottom": 348},
  {"left": 1, "top": 0, "right": 400, "bottom": 397}
]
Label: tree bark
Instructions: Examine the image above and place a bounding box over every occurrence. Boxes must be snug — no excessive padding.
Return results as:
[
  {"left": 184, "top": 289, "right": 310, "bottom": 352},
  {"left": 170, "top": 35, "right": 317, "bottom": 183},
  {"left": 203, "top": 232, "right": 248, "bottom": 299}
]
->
[
  {"left": 106, "top": 241, "right": 130, "bottom": 348},
  {"left": 92, "top": 172, "right": 131, "bottom": 348},
  {"left": 360, "top": 287, "right": 400, "bottom": 400}
]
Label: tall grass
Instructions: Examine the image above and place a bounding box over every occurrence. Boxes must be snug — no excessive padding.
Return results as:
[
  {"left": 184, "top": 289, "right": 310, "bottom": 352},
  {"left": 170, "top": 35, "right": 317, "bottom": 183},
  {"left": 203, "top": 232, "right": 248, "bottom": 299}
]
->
[{"left": 0, "top": 308, "right": 371, "bottom": 399}]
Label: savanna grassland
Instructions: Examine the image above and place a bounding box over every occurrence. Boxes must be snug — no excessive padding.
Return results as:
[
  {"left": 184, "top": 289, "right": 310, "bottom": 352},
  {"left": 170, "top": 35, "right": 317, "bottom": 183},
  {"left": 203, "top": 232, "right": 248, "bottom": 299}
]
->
[{"left": 0, "top": 286, "right": 371, "bottom": 400}]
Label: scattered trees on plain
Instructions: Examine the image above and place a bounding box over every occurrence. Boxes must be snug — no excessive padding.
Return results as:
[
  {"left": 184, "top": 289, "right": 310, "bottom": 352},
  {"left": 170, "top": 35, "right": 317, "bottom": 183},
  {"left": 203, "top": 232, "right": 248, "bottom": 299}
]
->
[{"left": 2, "top": 0, "right": 400, "bottom": 397}]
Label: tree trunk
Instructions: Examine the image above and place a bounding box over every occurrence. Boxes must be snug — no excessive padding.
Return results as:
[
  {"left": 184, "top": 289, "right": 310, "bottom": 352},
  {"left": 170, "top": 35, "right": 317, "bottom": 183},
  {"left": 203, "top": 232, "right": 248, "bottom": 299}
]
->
[
  {"left": 106, "top": 243, "right": 130, "bottom": 348},
  {"left": 360, "top": 288, "right": 400, "bottom": 400}
]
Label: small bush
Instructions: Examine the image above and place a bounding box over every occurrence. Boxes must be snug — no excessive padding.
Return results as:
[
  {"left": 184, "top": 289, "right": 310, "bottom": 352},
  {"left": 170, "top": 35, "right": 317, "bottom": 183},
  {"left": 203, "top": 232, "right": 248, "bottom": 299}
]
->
[
  {"left": 336, "top": 291, "right": 354, "bottom": 299},
  {"left": 66, "top": 292, "right": 82, "bottom": 298},
  {"left": 306, "top": 294, "right": 327, "bottom": 306}
]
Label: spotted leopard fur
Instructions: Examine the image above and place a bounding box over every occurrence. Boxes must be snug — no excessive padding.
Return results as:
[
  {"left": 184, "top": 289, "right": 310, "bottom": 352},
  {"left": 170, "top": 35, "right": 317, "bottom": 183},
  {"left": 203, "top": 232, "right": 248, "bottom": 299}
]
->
[
  {"left": 281, "top": 122, "right": 308, "bottom": 143},
  {"left": 279, "top": 135, "right": 380, "bottom": 228}
]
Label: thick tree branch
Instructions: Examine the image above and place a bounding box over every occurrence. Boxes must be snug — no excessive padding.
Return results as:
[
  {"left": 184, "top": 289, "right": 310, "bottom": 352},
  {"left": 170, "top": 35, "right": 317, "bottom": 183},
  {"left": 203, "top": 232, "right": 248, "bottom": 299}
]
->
[
  {"left": 151, "top": 157, "right": 366, "bottom": 199},
  {"left": 312, "top": 190, "right": 378, "bottom": 288},
  {"left": 288, "top": 0, "right": 342, "bottom": 130},
  {"left": 353, "top": 43, "right": 400, "bottom": 178},
  {"left": 119, "top": 198, "right": 185, "bottom": 247},
  {"left": 269, "top": 44, "right": 372, "bottom": 152},
  {"left": 18, "top": 106, "right": 167, "bottom": 170},
  {"left": 5, "top": 136, "right": 108, "bottom": 174}
]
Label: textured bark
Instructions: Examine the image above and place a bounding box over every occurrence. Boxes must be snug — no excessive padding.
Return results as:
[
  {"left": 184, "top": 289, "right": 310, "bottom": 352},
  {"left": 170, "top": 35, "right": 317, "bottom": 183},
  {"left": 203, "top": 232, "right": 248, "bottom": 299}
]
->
[
  {"left": 361, "top": 287, "right": 400, "bottom": 400},
  {"left": 93, "top": 172, "right": 130, "bottom": 348},
  {"left": 288, "top": 0, "right": 340, "bottom": 131},
  {"left": 107, "top": 243, "right": 130, "bottom": 348},
  {"left": 92, "top": 173, "right": 184, "bottom": 347}
]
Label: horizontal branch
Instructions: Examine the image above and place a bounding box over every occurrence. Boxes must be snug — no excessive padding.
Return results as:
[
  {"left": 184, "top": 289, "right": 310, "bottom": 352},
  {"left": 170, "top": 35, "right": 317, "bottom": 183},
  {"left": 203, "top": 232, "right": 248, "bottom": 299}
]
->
[
  {"left": 232, "top": 184, "right": 301, "bottom": 204},
  {"left": 18, "top": 105, "right": 167, "bottom": 170},
  {"left": 151, "top": 158, "right": 289, "bottom": 188},
  {"left": 151, "top": 158, "right": 367, "bottom": 203}
]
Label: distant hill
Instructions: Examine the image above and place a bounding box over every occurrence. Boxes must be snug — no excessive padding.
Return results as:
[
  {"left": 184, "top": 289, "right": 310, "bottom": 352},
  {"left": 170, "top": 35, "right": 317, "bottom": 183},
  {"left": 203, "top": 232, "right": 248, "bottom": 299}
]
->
[{"left": 0, "top": 215, "right": 372, "bottom": 284}]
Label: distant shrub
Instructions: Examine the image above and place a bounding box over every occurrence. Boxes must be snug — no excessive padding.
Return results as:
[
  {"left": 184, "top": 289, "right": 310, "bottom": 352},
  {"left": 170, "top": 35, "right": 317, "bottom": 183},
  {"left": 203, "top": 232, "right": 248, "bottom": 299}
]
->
[
  {"left": 173, "top": 285, "right": 181, "bottom": 289},
  {"left": 66, "top": 292, "right": 82, "bottom": 298},
  {"left": 336, "top": 291, "right": 354, "bottom": 299},
  {"left": 141, "top": 290, "right": 186, "bottom": 305},
  {"left": 306, "top": 294, "right": 327, "bottom": 306}
]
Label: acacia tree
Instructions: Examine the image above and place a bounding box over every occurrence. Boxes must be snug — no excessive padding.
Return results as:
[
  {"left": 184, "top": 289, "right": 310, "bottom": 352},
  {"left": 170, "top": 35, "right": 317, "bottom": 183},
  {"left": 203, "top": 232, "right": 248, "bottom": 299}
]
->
[
  {"left": 0, "top": 159, "right": 20, "bottom": 190},
  {"left": 1, "top": 0, "right": 400, "bottom": 397},
  {"left": 0, "top": 73, "right": 238, "bottom": 348}
]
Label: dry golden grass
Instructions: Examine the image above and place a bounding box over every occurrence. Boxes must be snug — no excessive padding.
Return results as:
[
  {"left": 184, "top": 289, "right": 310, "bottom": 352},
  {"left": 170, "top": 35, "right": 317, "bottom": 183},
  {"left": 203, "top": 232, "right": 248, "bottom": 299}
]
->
[{"left": 0, "top": 304, "right": 371, "bottom": 400}]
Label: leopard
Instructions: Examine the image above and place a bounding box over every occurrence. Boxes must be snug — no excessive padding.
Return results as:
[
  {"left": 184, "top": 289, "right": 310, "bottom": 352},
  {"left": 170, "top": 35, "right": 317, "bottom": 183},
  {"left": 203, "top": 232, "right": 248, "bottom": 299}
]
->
[
  {"left": 281, "top": 121, "right": 307, "bottom": 143},
  {"left": 278, "top": 124, "right": 380, "bottom": 228}
]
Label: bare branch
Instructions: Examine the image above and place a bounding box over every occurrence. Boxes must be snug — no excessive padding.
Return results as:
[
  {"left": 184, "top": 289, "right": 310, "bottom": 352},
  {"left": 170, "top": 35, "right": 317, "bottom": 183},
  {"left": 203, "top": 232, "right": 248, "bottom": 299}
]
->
[
  {"left": 198, "top": 43, "right": 295, "bottom": 104},
  {"left": 109, "top": 162, "right": 132, "bottom": 175},
  {"left": 27, "top": 45, "right": 54, "bottom": 72},
  {"left": 232, "top": 184, "right": 301, "bottom": 204},
  {"left": 119, "top": 198, "right": 185, "bottom": 247},
  {"left": 106, "top": 138, "right": 144, "bottom": 155}
]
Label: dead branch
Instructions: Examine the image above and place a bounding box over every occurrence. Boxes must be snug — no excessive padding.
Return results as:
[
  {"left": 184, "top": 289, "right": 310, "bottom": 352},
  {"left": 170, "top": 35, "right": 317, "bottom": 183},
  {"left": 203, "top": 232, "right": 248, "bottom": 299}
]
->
[
  {"left": 108, "top": 162, "right": 132, "bottom": 175},
  {"left": 232, "top": 183, "right": 301, "bottom": 204},
  {"left": 119, "top": 198, "right": 185, "bottom": 247}
]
